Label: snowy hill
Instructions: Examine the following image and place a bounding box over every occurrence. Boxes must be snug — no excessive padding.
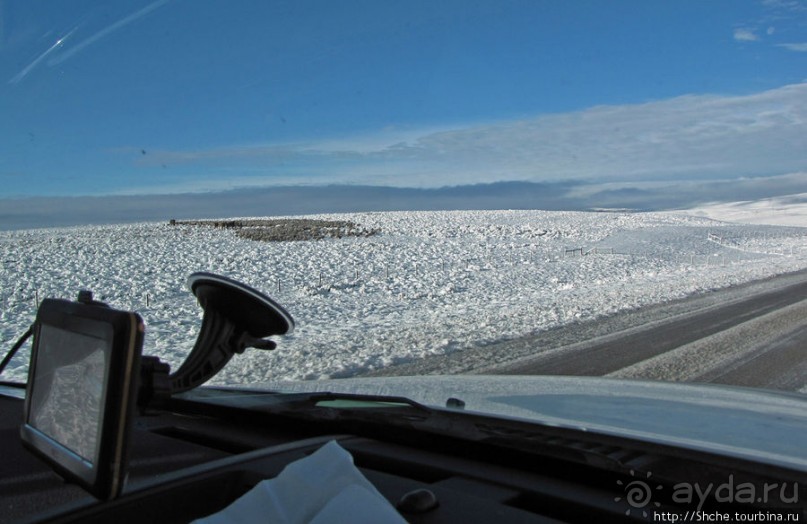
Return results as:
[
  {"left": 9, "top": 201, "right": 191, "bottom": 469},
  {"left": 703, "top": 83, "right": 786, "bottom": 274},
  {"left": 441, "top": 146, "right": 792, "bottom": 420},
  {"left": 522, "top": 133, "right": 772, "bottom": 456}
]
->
[
  {"left": 1, "top": 209, "right": 806, "bottom": 384},
  {"left": 681, "top": 193, "right": 807, "bottom": 228}
]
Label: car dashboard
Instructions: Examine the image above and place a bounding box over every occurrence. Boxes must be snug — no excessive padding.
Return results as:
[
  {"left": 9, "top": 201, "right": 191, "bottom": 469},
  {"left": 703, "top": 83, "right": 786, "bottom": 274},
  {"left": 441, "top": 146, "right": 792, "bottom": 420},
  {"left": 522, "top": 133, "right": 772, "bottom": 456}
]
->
[{"left": 2, "top": 384, "right": 805, "bottom": 524}]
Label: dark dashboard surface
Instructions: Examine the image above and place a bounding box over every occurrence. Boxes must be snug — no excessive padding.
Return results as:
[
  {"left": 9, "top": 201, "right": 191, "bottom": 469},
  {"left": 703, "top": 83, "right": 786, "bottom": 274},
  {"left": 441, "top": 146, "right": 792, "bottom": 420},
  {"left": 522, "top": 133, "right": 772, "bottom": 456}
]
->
[{"left": 2, "top": 388, "right": 804, "bottom": 523}]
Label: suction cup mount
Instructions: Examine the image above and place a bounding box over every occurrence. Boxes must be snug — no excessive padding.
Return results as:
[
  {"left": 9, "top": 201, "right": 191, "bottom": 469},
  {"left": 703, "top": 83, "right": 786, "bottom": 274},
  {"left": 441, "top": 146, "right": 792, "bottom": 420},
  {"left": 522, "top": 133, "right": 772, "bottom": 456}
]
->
[{"left": 169, "top": 272, "right": 294, "bottom": 393}]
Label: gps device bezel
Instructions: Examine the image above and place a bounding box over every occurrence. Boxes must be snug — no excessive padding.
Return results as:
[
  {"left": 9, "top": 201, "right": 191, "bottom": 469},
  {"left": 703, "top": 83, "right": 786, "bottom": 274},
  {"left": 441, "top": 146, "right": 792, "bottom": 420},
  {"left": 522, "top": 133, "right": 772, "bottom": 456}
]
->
[{"left": 20, "top": 298, "right": 144, "bottom": 500}]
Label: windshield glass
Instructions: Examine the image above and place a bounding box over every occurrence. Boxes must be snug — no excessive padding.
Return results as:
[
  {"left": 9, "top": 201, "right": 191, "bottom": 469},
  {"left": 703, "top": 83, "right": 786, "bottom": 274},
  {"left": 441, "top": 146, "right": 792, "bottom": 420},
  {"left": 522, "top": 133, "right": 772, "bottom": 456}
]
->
[{"left": 1, "top": 1, "right": 806, "bottom": 399}]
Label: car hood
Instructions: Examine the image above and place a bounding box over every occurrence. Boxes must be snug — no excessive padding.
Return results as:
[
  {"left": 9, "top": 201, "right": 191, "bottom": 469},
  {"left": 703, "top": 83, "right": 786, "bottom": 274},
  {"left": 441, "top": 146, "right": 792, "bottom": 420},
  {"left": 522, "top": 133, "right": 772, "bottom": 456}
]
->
[{"left": 243, "top": 375, "right": 807, "bottom": 471}]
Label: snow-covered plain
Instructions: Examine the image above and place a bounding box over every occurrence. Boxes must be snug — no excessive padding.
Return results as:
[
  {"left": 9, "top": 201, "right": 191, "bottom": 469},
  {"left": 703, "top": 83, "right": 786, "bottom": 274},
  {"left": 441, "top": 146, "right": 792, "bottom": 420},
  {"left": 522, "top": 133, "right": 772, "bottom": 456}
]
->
[{"left": 1, "top": 209, "right": 806, "bottom": 385}]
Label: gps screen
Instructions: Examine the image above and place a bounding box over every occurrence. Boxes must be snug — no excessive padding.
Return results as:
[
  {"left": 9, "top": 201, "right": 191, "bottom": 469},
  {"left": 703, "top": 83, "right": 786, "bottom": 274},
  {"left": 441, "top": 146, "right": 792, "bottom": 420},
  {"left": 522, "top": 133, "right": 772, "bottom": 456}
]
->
[{"left": 27, "top": 324, "right": 109, "bottom": 464}]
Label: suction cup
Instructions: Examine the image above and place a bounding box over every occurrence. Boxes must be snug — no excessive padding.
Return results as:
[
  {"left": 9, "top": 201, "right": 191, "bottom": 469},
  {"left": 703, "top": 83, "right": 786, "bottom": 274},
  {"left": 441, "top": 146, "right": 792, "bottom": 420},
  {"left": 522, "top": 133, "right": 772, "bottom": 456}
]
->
[{"left": 169, "top": 272, "right": 294, "bottom": 393}]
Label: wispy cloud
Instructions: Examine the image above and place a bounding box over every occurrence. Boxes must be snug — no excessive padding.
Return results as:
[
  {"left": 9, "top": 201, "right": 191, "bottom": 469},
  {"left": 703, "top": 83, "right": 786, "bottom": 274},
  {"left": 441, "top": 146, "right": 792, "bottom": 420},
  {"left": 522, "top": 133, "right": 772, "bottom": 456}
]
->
[
  {"left": 733, "top": 28, "right": 760, "bottom": 41},
  {"left": 734, "top": 0, "right": 807, "bottom": 52},
  {"left": 777, "top": 42, "right": 807, "bottom": 51},
  {"left": 761, "top": 0, "right": 807, "bottom": 12},
  {"left": 132, "top": 83, "right": 807, "bottom": 192},
  {"left": 8, "top": 27, "right": 78, "bottom": 84},
  {"left": 7, "top": 0, "right": 169, "bottom": 84},
  {"left": 48, "top": 0, "right": 170, "bottom": 66}
]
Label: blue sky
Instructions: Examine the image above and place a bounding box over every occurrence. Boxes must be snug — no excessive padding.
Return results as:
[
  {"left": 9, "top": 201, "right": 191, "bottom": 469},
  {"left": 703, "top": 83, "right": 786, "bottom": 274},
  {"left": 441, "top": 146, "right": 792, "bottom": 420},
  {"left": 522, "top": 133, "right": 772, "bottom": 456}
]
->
[{"left": 0, "top": 0, "right": 806, "bottom": 225}]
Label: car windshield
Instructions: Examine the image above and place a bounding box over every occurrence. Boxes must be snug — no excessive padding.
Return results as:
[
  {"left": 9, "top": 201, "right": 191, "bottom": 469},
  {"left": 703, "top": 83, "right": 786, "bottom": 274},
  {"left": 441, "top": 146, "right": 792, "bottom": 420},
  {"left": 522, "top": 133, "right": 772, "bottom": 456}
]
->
[{"left": 0, "top": 0, "right": 805, "bottom": 400}]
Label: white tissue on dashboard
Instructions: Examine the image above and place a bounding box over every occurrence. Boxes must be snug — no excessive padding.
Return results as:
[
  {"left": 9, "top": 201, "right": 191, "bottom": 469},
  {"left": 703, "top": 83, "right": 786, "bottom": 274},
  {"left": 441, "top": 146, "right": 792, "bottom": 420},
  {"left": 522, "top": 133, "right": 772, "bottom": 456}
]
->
[{"left": 193, "top": 440, "right": 406, "bottom": 524}]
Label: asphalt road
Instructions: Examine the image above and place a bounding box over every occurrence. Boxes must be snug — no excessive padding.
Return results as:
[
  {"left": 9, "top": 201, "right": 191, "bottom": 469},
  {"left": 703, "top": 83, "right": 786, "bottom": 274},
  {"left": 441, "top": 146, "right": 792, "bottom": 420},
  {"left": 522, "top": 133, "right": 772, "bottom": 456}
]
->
[
  {"left": 694, "top": 317, "right": 807, "bottom": 391},
  {"left": 490, "top": 271, "right": 807, "bottom": 391}
]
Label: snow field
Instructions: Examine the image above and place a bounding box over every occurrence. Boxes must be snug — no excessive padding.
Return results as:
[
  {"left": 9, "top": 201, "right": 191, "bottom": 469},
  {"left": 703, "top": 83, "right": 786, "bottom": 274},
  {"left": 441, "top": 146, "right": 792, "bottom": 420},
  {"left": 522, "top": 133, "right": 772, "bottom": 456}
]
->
[{"left": 1, "top": 209, "right": 805, "bottom": 384}]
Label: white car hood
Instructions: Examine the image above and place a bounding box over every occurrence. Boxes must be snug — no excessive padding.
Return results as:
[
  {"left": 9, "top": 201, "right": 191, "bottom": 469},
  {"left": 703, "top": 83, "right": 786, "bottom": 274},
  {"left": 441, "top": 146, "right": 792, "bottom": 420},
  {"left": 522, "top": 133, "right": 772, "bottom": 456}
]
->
[{"left": 246, "top": 375, "right": 807, "bottom": 471}]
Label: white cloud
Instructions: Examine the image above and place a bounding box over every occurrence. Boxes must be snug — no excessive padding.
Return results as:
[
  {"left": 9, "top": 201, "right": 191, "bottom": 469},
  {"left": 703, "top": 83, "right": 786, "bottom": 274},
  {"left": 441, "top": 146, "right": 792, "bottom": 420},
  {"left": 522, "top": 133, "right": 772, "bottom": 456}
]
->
[
  {"left": 733, "top": 28, "right": 760, "bottom": 41},
  {"left": 777, "top": 42, "right": 807, "bottom": 51},
  {"left": 135, "top": 83, "right": 807, "bottom": 190}
]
